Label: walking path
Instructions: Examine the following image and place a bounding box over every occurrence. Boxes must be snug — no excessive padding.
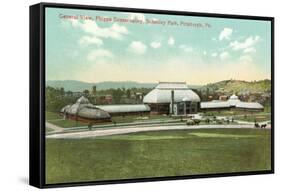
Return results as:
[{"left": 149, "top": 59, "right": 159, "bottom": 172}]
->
[
  {"left": 46, "top": 124, "right": 271, "bottom": 139},
  {"left": 46, "top": 122, "right": 64, "bottom": 133}
]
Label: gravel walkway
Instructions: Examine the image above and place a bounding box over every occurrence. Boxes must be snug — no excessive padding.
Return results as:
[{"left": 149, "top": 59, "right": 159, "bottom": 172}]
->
[
  {"left": 46, "top": 122, "right": 64, "bottom": 133},
  {"left": 46, "top": 124, "right": 270, "bottom": 139}
]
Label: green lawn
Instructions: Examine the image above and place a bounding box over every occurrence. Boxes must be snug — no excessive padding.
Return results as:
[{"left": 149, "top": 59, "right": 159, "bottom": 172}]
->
[
  {"left": 203, "top": 110, "right": 271, "bottom": 123},
  {"left": 234, "top": 114, "right": 271, "bottom": 122},
  {"left": 45, "top": 111, "right": 87, "bottom": 128},
  {"left": 46, "top": 111, "right": 87, "bottom": 128},
  {"left": 45, "top": 110, "right": 271, "bottom": 129},
  {"left": 46, "top": 111, "right": 62, "bottom": 121},
  {"left": 46, "top": 111, "right": 172, "bottom": 128},
  {"left": 202, "top": 105, "right": 271, "bottom": 117},
  {"left": 46, "top": 128, "right": 271, "bottom": 184},
  {"left": 46, "top": 127, "right": 54, "bottom": 132},
  {"left": 49, "top": 119, "right": 88, "bottom": 128}
]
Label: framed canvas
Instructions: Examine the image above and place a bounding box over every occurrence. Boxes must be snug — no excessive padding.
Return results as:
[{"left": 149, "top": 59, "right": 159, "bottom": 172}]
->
[{"left": 29, "top": 2, "right": 274, "bottom": 188}]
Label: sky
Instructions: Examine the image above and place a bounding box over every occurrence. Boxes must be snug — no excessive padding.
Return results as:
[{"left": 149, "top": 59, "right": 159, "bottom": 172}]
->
[{"left": 46, "top": 7, "right": 272, "bottom": 85}]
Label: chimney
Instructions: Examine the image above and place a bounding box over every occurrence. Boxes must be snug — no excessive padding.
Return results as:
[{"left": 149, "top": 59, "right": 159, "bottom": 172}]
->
[{"left": 171, "top": 90, "right": 174, "bottom": 115}]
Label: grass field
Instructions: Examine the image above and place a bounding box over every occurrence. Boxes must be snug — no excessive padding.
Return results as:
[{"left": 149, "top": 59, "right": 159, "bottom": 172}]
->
[
  {"left": 46, "top": 127, "right": 54, "bottom": 132},
  {"left": 46, "top": 111, "right": 62, "bottom": 121},
  {"left": 46, "top": 128, "right": 271, "bottom": 184},
  {"left": 203, "top": 110, "right": 270, "bottom": 117},
  {"left": 46, "top": 109, "right": 271, "bottom": 129},
  {"left": 234, "top": 114, "right": 271, "bottom": 122},
  {"left": 46, "top": 111, "right": 172, "bottom": 128},
  {"left": 202, "top": 109, "right": 271, "bottom": 123},
  {"left": 48, "top": 119, "right": 87, "bottom": 128}
]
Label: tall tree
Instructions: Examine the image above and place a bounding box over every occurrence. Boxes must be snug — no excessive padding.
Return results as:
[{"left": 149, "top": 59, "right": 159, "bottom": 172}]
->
[
  {"left": 92, "top": 85, "right": 97, "bottom": 95},
  {"left": 83, "top": 89, "right": 90, "bottom": 96},
  {"left": 112, "top": 88, "right": 123, "bottom": 104},
  {"left": 126, "top": 89, "right": 131, "bottom": 99}
]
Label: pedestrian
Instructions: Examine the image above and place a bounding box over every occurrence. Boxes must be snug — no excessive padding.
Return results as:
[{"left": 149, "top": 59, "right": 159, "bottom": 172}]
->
[{"left": 88, "top": 122, "right": 93, "bottom": 131}]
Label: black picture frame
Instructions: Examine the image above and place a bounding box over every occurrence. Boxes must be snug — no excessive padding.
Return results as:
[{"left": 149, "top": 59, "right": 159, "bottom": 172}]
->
[{"left": 30, "top": 2, "right": 274, "bottom": 189}]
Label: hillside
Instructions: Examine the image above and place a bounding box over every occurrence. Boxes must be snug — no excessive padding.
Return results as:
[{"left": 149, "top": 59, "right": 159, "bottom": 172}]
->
[
  {"left": 46, "top": 80, "right": 157, "bottom": 92},
  {"left": 200, "top": 79, "right": 271, "bottom": 94},
  {"left": 46, "top": 79, "right": 269, "bottom": 93}
]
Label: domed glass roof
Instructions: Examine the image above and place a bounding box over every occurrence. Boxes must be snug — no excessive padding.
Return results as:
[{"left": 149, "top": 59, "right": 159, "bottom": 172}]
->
[
  {"left": 182, "top": 97, "right": 191, "bottom": 102},
  {"left": 143, "top": 82, "right": 200, "bottom": 103},
  {"left": 229, "top": 94, "right": 238, "bottom": 100},
  {"left": 76, "top": 96, "right": 90, "bottom": 104}
]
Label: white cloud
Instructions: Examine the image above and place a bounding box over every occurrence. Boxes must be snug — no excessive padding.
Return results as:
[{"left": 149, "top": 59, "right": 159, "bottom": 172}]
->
[
  {"left": 220, "top": 51, "right": 230, "bottom": 60},
  {"left": 79, "top": 56, "right": 269, "bottom": 85},
  {"left": 212, "top": 37, "right": 217, "bottom": 41},
  {"left": 203, "top": 51, "right": 207, "bottom": 56},
  {"left": 128, "top": 41, "right": 147, "bottom": 55},
  {"left": 230, "top": 36, "right": 260, "bottom": 51},
  {"left": 70, "top": 19, "right": 80, "bottom": 27},
  {"left": 168, "top": 37, "right": 175, "bottom": 46},
  {"left": 240, "top": 55, "right": 253, "bottom": 63},
  {"left": 87, "top": 49, "right": 113, "bottom": 61},
  {"left": 150, "top": 41, "right": 161, "bottom": 49},
  {"left": 243, "top": 47, "right": 256, "bottom": 53},
  {"left": 179, "top": 45, "right": 193, "bottom": 52},
  {"left": 79, "top": 36, "right": 103, "bottom": 46},
  {"left": 110, "top": 23, "right": 129, "bottom": 35},
  {"left": 219, "top": 28, "right": 233, "bottom": 41},
  {"left": 71, "top": 20, "right": 129, "bottom": 41},
  {"left": 211, "top": 52, "right": 218, "bottom": 57}
]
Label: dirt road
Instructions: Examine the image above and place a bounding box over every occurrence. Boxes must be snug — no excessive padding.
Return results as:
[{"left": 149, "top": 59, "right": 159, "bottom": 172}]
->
[
  {"left": 46, "top": 122, "right": 64, "bottom": 133},
  {"left": 46, "top": 124, "right": 270, "bottom": 139}
]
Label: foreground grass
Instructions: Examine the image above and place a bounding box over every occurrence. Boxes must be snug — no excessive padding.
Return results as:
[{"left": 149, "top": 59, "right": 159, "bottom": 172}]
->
[{"left": 46, "top": 128, "right": 271, "bottom": 184}]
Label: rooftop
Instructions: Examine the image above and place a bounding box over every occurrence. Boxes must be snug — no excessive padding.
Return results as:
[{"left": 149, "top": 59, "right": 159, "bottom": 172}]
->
[
  {"left": 156, "top": 82, "right": 189, "bottom": 90},
  {"left": 201, "top": 94, "right": 264, "bottom": 110},
  {"left": 76, "top": 96, "right": 90, "bottom": 104},
  {"left": 143, "top": 82, "right": 200, "bottom": 103},
  {"left": 96, "top": 104, "right": 151, "bottom": 113}
]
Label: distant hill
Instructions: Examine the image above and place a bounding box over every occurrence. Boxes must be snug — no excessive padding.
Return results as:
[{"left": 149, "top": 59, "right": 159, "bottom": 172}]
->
[
  {"left": 94, "top": 81, "right": 157, "bottom": 90},
  {"left": 46, "top": 80, "right": 157, "bottom": 92},
  {"left": 46, "top": 80, "right": 94, "bottom": 92},
  {"left": 200, "top": 79, "right": 271, "bottom": 94},
  {"left": 46, "top": 80, "right": 201, "bottom": 92}
]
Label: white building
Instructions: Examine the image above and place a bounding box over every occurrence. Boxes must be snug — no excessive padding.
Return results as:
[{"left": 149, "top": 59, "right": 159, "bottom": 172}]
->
[
  {"left": 201, "top": 94, "right": 264, "bottom": 111},
  {"left": 143, "top": 82, "right": 200, "bottom": 115},
  {"left": 61, "top": 96, "right": 151, "bottom": 122},
  {"left": 61, "top": 96, "right": 111, "bottom": 122},
  {"left": 95, "top": 104, "right": 150, "bottom": 116}
]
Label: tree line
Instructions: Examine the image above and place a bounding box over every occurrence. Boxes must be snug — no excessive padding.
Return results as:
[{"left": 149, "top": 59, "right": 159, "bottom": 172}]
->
[{"left": 46, "top": 86, "right": 152, "bottom": 112}]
